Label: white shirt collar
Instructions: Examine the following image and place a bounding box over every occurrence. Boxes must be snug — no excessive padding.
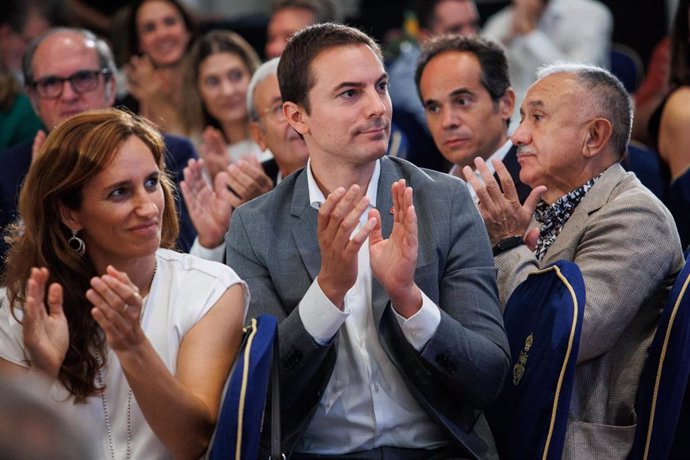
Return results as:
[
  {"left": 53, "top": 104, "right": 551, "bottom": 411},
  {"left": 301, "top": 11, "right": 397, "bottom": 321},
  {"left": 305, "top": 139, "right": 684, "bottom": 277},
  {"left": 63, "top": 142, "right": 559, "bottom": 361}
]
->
[{"left": 306, "top": 158, "right": 381, "bottom": 210}]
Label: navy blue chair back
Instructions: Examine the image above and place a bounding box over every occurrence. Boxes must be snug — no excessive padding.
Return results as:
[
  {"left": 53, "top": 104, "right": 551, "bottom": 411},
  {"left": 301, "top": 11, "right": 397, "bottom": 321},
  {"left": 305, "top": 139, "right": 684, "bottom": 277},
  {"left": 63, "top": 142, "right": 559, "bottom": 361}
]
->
[
  {"left": 630, "top": 255, "right": 690, "bottom": 460},
  {"left": 488, "top": 260, "right": 585, "bottom": 460},
  {"left": 624, "top": 142, "right": 665, "bottom": 201},
  {"left": 206, "top": 314, "right": 279, "bottom": 460}
]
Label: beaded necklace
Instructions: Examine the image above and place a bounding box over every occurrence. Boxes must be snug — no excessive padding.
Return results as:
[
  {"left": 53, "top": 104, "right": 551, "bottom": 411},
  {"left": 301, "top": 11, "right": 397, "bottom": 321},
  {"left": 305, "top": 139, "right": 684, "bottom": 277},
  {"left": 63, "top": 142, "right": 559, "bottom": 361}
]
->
[{"left": 97, "top": 262, "right": 157, "bottom": 460}]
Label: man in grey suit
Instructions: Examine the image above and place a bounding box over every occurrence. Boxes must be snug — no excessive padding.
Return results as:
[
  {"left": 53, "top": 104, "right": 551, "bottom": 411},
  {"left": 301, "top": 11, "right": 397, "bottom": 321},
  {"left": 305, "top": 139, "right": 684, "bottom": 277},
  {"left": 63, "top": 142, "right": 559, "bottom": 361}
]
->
[
  {"left": 464, "top": 63, "right": 684, "bottom": 459},
  {"left": 226, "top": 23, "right": 510, "bottom": 459}
]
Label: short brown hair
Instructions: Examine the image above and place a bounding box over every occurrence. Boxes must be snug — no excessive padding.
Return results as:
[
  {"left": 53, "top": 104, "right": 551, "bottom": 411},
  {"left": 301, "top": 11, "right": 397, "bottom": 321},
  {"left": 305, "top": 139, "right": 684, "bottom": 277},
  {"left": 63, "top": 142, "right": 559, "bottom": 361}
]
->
[{"left": 277, "top": 22, "right": 383, "bottom": 113}]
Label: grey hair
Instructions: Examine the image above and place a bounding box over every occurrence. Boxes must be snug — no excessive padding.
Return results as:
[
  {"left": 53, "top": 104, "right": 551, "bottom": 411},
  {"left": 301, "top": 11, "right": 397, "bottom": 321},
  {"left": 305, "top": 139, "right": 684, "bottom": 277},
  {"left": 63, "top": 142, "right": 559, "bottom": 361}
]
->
[
  {"left": 22, "top": 27, "right": 117, "bottom": 91},
  {"left": 247, "top": 57, "right": 281, "bottom": 121},
  {"left": 537, "top": 62, "right": 632, "bottom": 158}
]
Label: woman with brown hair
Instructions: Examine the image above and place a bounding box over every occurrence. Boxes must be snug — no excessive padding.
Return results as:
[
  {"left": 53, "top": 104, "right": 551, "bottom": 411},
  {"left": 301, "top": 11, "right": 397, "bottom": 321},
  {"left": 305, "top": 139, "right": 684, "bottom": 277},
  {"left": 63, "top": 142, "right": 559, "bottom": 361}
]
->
[
  {"left": 180, "top": 30, "right": 265, "bottom": 179},
  {"left": 114, "top": 0, "right": 196, "bottom": 134},
  {"left": 0, "top": 108, "right": 248, "bottom": 459}
]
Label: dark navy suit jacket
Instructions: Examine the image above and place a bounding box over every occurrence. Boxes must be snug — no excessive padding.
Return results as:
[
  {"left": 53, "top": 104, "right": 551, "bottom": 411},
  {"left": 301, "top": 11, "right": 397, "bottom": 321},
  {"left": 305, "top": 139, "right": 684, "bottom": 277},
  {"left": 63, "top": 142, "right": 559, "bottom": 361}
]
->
[{"left": 0, "top": 134, "right": 198, "bottom": 270}]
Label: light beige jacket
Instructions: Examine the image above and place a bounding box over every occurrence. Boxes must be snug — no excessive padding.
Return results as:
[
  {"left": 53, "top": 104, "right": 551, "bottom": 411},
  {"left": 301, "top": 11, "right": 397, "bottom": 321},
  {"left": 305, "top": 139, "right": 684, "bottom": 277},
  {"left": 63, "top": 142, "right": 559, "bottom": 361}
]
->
[{"left": 496, "top": 163, "right": 684, "bottom": 460}]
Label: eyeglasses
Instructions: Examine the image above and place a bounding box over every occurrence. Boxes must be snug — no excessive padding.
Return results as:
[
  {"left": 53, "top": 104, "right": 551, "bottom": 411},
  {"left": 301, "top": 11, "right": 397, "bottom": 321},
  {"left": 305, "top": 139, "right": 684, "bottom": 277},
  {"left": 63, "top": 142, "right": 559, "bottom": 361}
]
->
[
  {"left": 258, "top": 103, "right": 287, "bottom": 123},
  {"left": 30, "top": 69, "right": 111, "bottom": 99}
]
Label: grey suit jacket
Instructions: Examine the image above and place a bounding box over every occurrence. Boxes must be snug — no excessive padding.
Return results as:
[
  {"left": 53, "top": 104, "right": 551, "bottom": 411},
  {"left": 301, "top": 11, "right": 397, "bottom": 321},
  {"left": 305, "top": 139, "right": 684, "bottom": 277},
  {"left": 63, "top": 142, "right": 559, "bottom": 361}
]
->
[
  {"left": 495, "top": 163, "right": 684, "bottom": 459},
  {"left": 226, "top": 156, "right": 510, "bottom": 459}
]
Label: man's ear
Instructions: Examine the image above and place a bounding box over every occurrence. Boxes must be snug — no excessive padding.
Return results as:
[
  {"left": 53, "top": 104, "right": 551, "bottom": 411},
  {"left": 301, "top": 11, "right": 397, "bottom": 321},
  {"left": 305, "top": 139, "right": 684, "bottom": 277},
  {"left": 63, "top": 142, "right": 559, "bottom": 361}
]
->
[
  {"left": 283, "top": 101, "right": 309, "bottom": 136},
  {"left": 498, "top": 87, "right": 516, "bottom": 122},
  {"left": 58, "top": 201, "right": 82, "bottom": 232},
  {"left": 249, "top": 120, "right": 268, "bottom": 151},
  {"left": 582, "top": 118, "right": 613, "bottom": 158}
]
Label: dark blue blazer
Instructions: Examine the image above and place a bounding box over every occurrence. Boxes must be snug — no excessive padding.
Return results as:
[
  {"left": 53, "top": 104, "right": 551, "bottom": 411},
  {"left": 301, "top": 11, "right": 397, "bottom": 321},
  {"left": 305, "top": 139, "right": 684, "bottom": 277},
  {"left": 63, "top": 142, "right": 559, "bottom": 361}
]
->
[{"left": 0, "top": 133, "right": 198, "bottom": 270}]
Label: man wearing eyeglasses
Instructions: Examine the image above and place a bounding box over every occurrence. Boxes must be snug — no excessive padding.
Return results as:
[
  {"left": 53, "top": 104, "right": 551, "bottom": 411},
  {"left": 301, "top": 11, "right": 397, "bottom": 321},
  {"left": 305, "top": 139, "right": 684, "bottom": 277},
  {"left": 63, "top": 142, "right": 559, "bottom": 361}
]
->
[
  {"left": 0, "top": 27, "right": 199, "bottom": 266},
  {"left": 248, "top": 58, "right": 310, "bottom": 184}
]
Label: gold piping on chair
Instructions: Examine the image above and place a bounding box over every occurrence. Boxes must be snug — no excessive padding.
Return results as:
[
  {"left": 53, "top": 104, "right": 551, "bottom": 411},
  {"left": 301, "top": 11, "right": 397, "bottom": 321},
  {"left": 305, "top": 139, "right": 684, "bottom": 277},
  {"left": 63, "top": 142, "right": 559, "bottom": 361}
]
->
[
  {"left": 236, "top": 318, "right": 259, "bottom": 460},
  {"left": 523, "top": 265, "right": 581, "bottom": 460},
  {"left": 642, "top": 272, "right": 690, "bottom": 460}
]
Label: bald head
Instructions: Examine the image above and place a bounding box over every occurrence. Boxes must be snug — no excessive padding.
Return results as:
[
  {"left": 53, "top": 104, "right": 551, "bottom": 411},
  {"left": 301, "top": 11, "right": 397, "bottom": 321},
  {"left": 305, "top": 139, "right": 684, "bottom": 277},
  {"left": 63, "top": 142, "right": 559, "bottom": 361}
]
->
[{"left": 24, "top": 28, "right": 116, "bottom": 129}]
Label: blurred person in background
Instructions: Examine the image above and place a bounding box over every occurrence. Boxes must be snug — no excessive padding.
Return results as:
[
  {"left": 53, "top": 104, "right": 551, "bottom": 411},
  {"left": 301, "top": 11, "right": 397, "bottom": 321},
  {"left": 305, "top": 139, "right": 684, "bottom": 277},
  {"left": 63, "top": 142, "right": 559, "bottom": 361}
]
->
[
  {"left": 0, "top": 374, "right": 97, "bottom": 460},
  {"left": 179, "top": 29, "right": 264, "bottom": 178},
  {"left": 482, "top": 0, "right": 613, "bottom": 128},
  {"left": 0, "top": 63, "right": 43, "bottom": 151},
  {"left": 647, "top": 0, "right": 690, "bottom": 247},
  {"left": 114, "top": 0, "right": 196, "bottom": 134},
  {"left": 0, "top": 0, "right": 65, "bottom": 86},
  {"left": 265, "top": 0, "right": 340, "bottom": 59}
]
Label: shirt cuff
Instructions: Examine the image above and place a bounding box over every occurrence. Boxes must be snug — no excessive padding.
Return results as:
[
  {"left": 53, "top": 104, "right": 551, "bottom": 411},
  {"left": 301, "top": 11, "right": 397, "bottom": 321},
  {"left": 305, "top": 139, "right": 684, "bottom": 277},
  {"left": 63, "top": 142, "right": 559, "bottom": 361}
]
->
[
  {"left": 189, "top": 237, "right": 225, "bottom": 262},
  {"left": 298, "top": 277, "right": 349, "bottom": 346},
  {"left": 393, "top": 290, "right": 441, "bottom": 351}
]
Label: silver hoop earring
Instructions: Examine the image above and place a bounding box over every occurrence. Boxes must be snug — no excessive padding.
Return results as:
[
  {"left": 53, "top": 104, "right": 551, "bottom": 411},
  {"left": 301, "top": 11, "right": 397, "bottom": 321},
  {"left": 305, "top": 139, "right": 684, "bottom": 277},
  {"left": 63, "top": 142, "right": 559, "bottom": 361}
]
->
[{"left": 68, "top": 229, "right": 86, "bottom": 256}]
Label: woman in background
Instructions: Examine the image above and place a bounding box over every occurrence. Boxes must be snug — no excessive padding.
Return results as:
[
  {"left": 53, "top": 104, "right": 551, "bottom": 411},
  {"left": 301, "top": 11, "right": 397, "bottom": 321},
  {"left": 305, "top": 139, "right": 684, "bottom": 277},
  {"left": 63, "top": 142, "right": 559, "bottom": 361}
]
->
[
  {"left": 0, "top": 108, "right": 247, "bottom": 459},
  {"left": 180, "top": 30, "right": 265, "bottom": 179},
  {"left": 647, "top": 0, "right": 690, "bottom": 248},
  {"left": 114, "top": 0, "right": 195, "bottom": 134},
  {"left": 650, "top": 0, "right": 690, "bottom": 182}
]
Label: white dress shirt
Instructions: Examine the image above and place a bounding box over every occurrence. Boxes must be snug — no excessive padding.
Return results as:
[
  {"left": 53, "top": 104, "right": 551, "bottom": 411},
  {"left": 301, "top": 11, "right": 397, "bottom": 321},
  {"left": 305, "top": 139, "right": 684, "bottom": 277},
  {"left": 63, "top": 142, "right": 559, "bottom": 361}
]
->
[{"left": 295, "top": 159, "right": 449, "bottom": 454}]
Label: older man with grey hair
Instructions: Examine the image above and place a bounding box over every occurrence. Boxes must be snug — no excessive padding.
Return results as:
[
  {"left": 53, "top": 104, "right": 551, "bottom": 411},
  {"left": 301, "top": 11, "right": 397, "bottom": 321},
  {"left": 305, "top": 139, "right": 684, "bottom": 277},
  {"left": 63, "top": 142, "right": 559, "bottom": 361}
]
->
[
  {"left": 247, "top": 57, "right": 309, "bottom": 183},
  {"left": 184, "top": 57, "right": 309, "bottom": 260},
  {"left": 465, "top": 63, "right": 684, "bottom": 459}
]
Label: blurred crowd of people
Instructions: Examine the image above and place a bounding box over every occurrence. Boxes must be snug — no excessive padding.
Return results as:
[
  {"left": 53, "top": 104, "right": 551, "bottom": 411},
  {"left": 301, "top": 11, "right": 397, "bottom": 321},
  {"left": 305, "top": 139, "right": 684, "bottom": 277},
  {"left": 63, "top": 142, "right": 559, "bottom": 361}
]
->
[{"left": 0, "top": 1, "right": 688, "bottom": 459}]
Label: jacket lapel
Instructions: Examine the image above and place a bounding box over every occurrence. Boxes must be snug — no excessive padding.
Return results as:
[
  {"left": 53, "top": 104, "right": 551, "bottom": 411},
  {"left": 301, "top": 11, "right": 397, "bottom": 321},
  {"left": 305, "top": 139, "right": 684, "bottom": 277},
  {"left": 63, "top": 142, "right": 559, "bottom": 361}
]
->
[
  {"left": 372, "top": 158, "right": 398, "bottom": 326},
  {"left": 543, "top": 163, "right": 627, "bottom": 264},
  {"left": 290, "top": 170, "right": 322, "bottom": 280}
]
